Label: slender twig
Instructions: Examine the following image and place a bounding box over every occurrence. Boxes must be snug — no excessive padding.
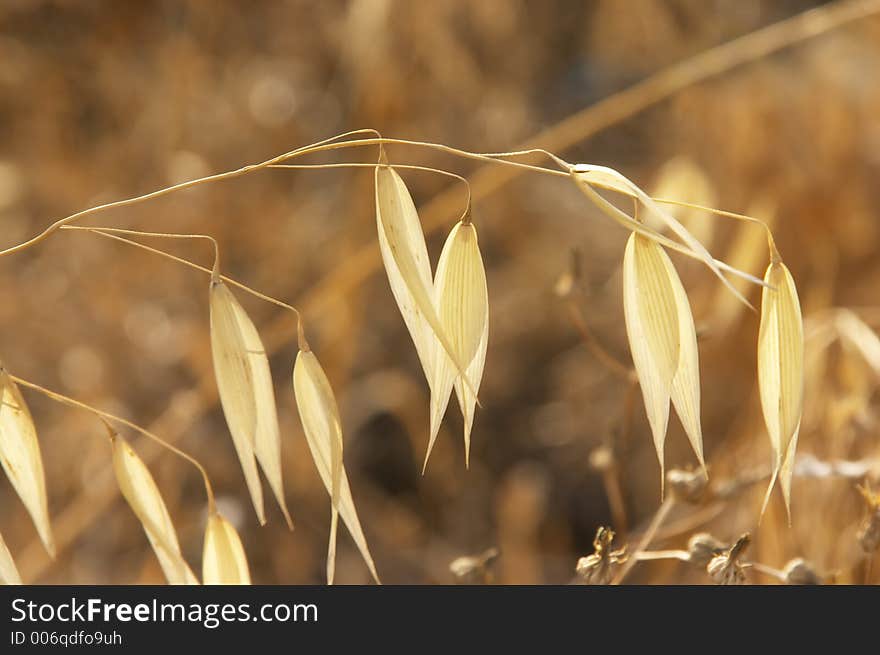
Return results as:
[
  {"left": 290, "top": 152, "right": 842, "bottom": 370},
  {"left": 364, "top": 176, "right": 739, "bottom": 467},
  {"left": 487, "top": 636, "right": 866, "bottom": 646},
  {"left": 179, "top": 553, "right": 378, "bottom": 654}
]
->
[
  {"left": 3, "top": 0, "right": 872, "bottom": 263},
  {"left": 612, "top": 497, "right": 675, "bottom": 584},
  {"left": 7, "top": 373, "right": 215, "bottom": 510},
  {"left": 61, "top": 226, "right": 302, "bottom": 321},
  {"left": 654, "top": 502, "right": 725, "bottom": 542},
  {"left": 602, "top": 463, "right": 629, "bottom": 539},
  {"left": 281, "top": 137, "right": 770, "bottom": 289},
  {"left": 269, "top": 162, "right": 472, "bottom": 221},
  {"left": 749, "top": 561, "right": 788, "bottom": 583},
  {"left": 564, "top": 299, "right": 636, "bottom": 382},
  {"left": 0, "top": 129, "right": 390, "bottom": 258},
  {"left": 634, "top": 549, "right": 690, "bottom": 562},
  {"left": 633, "top": 549, "right": 789, "bottom": 583}
]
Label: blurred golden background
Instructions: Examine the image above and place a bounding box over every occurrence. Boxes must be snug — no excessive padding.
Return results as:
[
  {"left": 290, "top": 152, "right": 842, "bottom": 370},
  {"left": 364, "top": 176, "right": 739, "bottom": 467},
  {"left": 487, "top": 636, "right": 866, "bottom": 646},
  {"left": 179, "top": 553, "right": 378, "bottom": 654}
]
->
[{"left": 1, "top": 0, "right": 879, "bottom": 584}]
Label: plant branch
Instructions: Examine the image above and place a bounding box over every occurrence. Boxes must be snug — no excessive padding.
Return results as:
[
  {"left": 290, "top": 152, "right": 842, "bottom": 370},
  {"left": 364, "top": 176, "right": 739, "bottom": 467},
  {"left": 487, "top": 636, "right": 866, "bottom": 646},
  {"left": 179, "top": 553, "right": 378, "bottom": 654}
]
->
[
  {"left": 61, "top": 226, "right": 302, "bottom": 321},
  {"left": 7, "top": 373, "right": 215, "bottom": 510},
  {"left": 0, "top": 129, "right": 384, "bottom": 259},
  {"left": 612, "top": 497, "right": 676, "bottom": 584}
]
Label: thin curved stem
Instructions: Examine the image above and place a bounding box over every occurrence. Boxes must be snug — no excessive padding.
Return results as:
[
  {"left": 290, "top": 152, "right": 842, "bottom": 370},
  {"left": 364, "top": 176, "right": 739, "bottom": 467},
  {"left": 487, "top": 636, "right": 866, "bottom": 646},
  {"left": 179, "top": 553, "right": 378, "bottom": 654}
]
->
[
  {"left": 0, "top": 130, "right": 771, "bottom": 288},
  {"left": 612, "top": 497, "right": 676, "bottom": 585},
  {"left": 0, "top": 129, "right": 383, "bottom": 259},
  {"left": 289, "top": 137, "right": 571, "bottom": 179},
  {"left": 265, "top": 140, "right": 768, "bottom": 287},
  {"left": 634, "top": 549, "right": 690, "bottom": 562},
  {"left": 78, "top": 228, "right": 219, "bottom": 276},
  {"left": 473, "top": 147, "right": 571, "bottom": 169},
  {"left": 564, "top": 297, "right": 636, "bottom": 381},
  {"left": 651, "top": 197, "right": 779, "bottom": 262},
  {"left": 749, "top": 561, "right": 787, "bottom": 582},
  {"left": 61, "top": 226, "right": 301, "bottom": 319},
  {"left": 7, "top": 373, "right": 216, "bottom": 510},
  {"left": 269, "top": 161, "right": 472, "bottom": 222}
]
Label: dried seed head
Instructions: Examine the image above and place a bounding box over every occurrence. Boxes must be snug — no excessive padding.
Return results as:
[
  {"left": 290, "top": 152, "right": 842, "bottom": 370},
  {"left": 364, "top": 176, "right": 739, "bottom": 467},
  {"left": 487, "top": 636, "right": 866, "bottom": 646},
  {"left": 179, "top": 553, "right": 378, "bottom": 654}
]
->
[
  {"left": 571, "top": 163, "right": 757, "bottom": 308},
  {"left": 374, "top": 163, "right": 436, "bottom": 385},
  {"left": 757, "top": 260, "right": 804, "bottom": 520},
  {"left": 209, "top": 280, "right": 265, "bottom": 526},
  {"left": 856, "top": 483, "right": 880, "bottom": 553},
  {"left": 0, "top": 370, "right": 54, "bottom": 556},
  {"left": 375, "top": 164, "right": 479, "bottom": 403},
  {"left": 666, "top": 467, "right": 708, "bottom": 504},
  {"left": 210, "top": 279, "right": 293, "bottom": 529},
  {"left": 707, "top": 556, "right": 747, "bottom": 585},
  {"left": 783, "top": 557, "right": 821, "bottom": 585},
  {"left": 112, "top": 433, "right": 198, "bottom": 585},
  {"left": 686, "top": 532, "right": 726, "bottom": 568},
  {"left": 202, "top": 512, "right": 250, "bottom": 585},
  {"left": 0, "top": 530, "right": 21, "bottom": 585},
  {"left": 428, "top": 220, "right": 489, "bottom": 470},
  {"left": 622, "top": 233, "right": 705, "bottom": 489},
  {"left": 575, "top": 527, "right": 626, "bottom": 585},
  {"left": 449, "top": 547, "right": 499, "bottom": 584},
  {"left": 707, "top": 533, "right": 750, "bottom": 585},
  {"left": 293, "top": 348, "right": 380, "bottom": 584},
  {"left": 229, "top": 288, "right": 293, "bottom": 530}
]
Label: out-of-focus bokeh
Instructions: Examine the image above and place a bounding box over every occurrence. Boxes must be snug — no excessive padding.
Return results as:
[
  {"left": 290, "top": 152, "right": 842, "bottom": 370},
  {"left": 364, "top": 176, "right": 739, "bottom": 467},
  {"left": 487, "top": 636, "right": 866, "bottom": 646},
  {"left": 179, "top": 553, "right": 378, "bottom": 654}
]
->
[{"left": 1, "top": 0, "right": 880, "bottom": 584}]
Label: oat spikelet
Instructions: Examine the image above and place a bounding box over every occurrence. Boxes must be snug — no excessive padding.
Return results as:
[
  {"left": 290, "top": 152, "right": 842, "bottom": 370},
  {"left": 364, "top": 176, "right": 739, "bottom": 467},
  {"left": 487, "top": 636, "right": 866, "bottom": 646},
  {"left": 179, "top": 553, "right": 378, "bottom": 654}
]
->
[
  {"left": 426, "top": 220, "right": 488, "bottom": 470},
  {"left": 571, "top": 164, "right": 760, "bottom": 308},
  {"left": 203, "top": 512, "right": 250, "bottom": 585},
  {"left": 374, "top": 163, "right": 435, "bottom": 389},
  {"left": 0, "top": 370, "right": 54, "bottom": 556},
  {"left": 455, "top": 315, "right": 488, "bottom": 469},
  {"left": 758, "top": 259, "right": 804, "bottom": 520},
  {"left": 293, "top": 345, "right": 380, "bottom": 584},
  {"left": 668, "top": 258, "right": 705, "bottom": 474},
  {"left": 111, "top": 433, "right": 199, "bottom": 585},
  {"left": 622, "top": 233, "right": 704, "bottom": 488},
  {"left": 375, "top": 163, "right": 478, "bottom": 398},
  {"left": 209, "top": 280, "right": 264, "bottom": 525},
  {"left": 0, "top": 531, "right": 22, "bottom": 585},
  {"left": 230, "top": 290, "right": 294, "bottom": 529}
]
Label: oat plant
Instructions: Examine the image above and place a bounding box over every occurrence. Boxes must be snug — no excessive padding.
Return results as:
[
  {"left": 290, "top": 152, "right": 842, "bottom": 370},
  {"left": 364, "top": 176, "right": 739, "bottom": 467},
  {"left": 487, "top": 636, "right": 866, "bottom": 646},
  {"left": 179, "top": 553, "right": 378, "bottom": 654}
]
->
[{"left": 0, "top": 131, "right": 807, "bottom": 585}]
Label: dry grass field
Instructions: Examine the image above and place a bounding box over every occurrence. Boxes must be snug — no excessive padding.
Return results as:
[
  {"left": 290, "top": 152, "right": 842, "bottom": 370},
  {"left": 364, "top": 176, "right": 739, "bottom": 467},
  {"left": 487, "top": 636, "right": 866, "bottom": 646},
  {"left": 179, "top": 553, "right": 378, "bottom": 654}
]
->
[{"left": 1, "top": 0, "right": 879, "bottom": 585}]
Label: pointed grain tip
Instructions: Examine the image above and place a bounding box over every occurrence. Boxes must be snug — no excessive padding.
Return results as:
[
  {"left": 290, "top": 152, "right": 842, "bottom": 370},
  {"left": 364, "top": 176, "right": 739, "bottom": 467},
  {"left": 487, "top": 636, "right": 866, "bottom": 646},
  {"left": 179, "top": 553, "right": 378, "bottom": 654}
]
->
[
  {"left": 297, "top": 320, "right": 310, "bottom": 352},
  {"left": 281, "top": 508, "right": 294, "bottom": 531}
]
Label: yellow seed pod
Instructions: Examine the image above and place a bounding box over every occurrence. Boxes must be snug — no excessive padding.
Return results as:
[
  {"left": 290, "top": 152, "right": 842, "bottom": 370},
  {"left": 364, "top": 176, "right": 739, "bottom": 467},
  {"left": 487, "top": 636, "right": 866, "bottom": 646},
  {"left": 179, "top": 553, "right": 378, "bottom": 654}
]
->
[
  {"left": 293, "top": 346, "right": 380, "bottom": 584},
  {"left": 202, "top": 512, "right": 250, "bottom": 585},
  {"left": 0, "top": 370, "right": 54, "bottom": 556},
  {"left": 0, "top": 530, "right": 22, "bottom": 585},
  {"left": 427, "top": 220, "right": 489, "bottom": 471},
  {"left": 112, "top": 434, "right": 198, "bottom": 585},
  {"left": 210, "top": 279, "right": 294, "bottom": 529},
  {"left": 571, "top": 163, "right": 754, "bottom": 309},
  {"left": 375, "top": 163, "right": 478, "bottom": 398},
  {"left": 757, "top": 260, "right": 804, "bottom": 520},
  {"left": 622, "top": 233, "right": 705, "bottom": 488}
]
